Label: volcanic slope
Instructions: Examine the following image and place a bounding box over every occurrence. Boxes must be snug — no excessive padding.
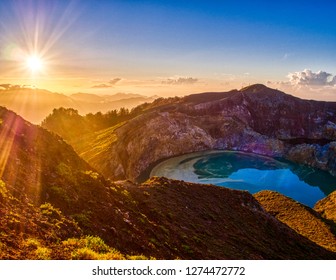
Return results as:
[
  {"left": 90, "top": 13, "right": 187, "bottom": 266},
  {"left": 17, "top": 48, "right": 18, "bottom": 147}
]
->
[
  {"left": 67, "top": 84, "right": 336, "bottom": 181},
  {"left": 1, "top": 106, "right": 336, "bottom": 259}
]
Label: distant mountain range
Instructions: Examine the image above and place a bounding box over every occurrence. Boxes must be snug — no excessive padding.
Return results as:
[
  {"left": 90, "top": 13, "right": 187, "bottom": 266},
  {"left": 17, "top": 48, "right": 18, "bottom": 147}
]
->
[
  {"left": 0, "top": 88, "right": 158, "bottom": 123},
  {"left": 1, "top": 84, "right": 336, "bottom": 259}
]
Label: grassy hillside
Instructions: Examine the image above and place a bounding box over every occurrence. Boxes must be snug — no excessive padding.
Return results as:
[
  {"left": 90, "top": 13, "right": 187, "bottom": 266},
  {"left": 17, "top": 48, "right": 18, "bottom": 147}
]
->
[
  {"left": 254, "top": 191, "right": 336, "bottom": 252},
  {"left": 314, "top": 191, "right": 336, "bottom": 224},
  {"left": 0, "top": 180, "right": 145, "bottom": 260}
]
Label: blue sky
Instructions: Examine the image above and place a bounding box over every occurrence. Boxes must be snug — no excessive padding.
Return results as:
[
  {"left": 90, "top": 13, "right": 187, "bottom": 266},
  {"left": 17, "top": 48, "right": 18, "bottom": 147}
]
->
[{"left": 1, "top": 0, "right": 336, "bottom": 99}]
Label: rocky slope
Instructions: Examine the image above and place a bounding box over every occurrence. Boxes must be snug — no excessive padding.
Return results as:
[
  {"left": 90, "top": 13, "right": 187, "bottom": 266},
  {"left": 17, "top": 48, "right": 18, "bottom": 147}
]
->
[
  {"left": 70, "top": 84, "right": 336, "bottom": 180},
  {"left": 1, "top": 106, "right": 336, "bottom": 259}
]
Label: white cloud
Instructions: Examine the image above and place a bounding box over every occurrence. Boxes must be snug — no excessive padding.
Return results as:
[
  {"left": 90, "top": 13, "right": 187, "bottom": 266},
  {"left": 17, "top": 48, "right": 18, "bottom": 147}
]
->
[
  {"left": 332, "top": 76, "right": 336, "bottom": 85},
  {"left": 288, "top": 69, "right": 336, "bottom": 86},
  {"left": 266, "top": 69, "right": 336, "bottom": 101}
]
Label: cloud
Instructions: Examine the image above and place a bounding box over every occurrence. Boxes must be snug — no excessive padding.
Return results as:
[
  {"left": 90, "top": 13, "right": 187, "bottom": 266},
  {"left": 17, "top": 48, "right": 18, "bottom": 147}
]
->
[
  {"left": 332, "top": 76, "right": 336, "bottom": 85},
  {"left": 0, "top": 84, "right": 12, "bottom": 90},
  {"left": 109, "top": 78, "right": 122, "bottom": 85},
  {"left": 266, "top": 70, "right": 336, "bottom": 101},
  {"left": 282, "top": 53, "right": 293, "bottom": 60},
  {"left": 91, "top": 83, "right": 112, "bottom": 89},
  {"left": 162, "top": 77, "right": 198, "bottom": 85},
  {"left": 91, "top": 78, "right": 122, "bottom": 88},
  {"left": 288, "top": 69, "right": 336, "bottom": 86},
  {"left": 0, "top": 84, "right": 33, "bottom": 90}
]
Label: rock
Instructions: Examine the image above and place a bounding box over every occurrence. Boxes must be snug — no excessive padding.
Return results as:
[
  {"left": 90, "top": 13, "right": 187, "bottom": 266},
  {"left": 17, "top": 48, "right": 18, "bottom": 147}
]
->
[{"left": 286, "top": 142, "right": 336, "bottom": 176}]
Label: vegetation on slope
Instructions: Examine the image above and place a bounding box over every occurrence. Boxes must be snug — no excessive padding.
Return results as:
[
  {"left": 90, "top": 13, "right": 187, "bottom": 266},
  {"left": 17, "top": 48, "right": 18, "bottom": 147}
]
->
[
  {"left": 254, "top": 190, "right": 336, "bottom": 252},
  {"left": 0, "top": 180, "right": 147, "bottom": 260},
  {"left": 0, "top": 179, "right": 80, "bottom": 259},
  {"left": 41, "top": 107, "right": 133, "bottom": 141},
  {"left": 41, "top": 97, "right": 183, "bottom": 142},
  {"left": 110, "top": 177, "right": 336, "bottom": 259},
  {"left": 314, "top": 191, "right": 336, "bottom": 224}
]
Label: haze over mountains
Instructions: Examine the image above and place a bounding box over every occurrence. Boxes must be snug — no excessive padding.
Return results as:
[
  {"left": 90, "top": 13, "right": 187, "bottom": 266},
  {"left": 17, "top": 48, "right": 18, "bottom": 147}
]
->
[
  {"left": 1, "top": 84, "right": 336, "bottom": 259},
  {"left": 0, "top": 86, "right": 157, "bottom": 124}
]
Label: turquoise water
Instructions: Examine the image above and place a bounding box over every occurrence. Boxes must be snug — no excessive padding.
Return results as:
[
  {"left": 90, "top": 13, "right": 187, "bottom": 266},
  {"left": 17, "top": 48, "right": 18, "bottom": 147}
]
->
[{"left": 150, "top": 151, "right": 336, "bottom": 207}]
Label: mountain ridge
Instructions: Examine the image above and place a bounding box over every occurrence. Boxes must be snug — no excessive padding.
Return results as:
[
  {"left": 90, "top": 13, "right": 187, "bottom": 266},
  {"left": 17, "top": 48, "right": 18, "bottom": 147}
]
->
[
  {"left": 64, "top": 84, "right": 336, "bottom": 181},
  {"left": 1, "top": 103, "right": 336, "bottom": 259},
  {"left": 0, "top": 87, "right": 157, "bottom": 123}
]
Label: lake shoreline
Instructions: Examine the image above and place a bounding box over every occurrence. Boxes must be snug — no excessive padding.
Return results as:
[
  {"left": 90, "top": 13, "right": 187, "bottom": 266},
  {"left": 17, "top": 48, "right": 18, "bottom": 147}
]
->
[{"left": 145, "top": 150, "right": 336, "bottom": 207}]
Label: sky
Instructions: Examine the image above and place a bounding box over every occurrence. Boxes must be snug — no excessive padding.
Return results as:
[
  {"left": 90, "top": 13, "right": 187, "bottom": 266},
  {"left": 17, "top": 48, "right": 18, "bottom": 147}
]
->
[{"left": 1, "top": 0, "right": 336, "bottom": 100}]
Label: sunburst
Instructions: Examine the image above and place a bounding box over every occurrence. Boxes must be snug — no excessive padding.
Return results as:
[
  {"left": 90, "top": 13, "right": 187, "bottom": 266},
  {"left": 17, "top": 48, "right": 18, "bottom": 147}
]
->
[{"left": 26, "top": 55, "right": 44, "bottom": 74}]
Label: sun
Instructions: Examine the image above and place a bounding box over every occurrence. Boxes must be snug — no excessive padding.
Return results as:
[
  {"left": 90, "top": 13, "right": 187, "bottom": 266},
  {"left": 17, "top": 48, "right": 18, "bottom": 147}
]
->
[{"left": 26, "top": 55, "right": 44, "bottom": 73}]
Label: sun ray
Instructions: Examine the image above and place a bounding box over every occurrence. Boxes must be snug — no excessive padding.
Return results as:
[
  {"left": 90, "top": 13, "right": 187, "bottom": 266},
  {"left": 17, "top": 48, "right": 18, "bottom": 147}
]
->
[{"left": 0, "top": 113, "right": 20, "bottom": 179}]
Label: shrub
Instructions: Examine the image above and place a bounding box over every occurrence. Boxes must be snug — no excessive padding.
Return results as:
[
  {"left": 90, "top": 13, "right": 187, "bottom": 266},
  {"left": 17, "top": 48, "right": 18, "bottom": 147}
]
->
[
  {"left": 72, "top": 211, "right": 92, "bottom": 228},
  {"left": 0, "top": 180, "right": 8, "bottom": 200},
  {"left": 71, "top": 248, "right": 99, "bottom": 260},
  {"left": 64, "top": 236, "right": 125, "bottom": 260},
  {"left": 99, "top": 250, "right": 125, "bottom": 260},
  {"left": 24, "top": 238, "right": 40, "bottom": 249},
  {"left": 84, "top": 170, "right": 100, "bottom": 180},
  {"left": 127, "top": 255, "right": 148, "bottom": 260},
  {"left": 49, "top": 186, "right": 71, "bottom": 204},
  {"left": 84, "top": 236, "right": 110, "bottom": 253},
  {"left": 35, "top": 247, "right": 51, "bottom": 260},
  {"left": 40, "top": 203, "right": 62, "bottom": 220},
  {"left": 56, "top": 162, "right": 76, "bottom": 184}
]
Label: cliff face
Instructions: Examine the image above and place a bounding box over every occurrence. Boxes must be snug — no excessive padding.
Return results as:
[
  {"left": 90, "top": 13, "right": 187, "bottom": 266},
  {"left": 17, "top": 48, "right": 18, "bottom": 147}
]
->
[
  {"left": 73, "top": 84, "right": 336, "bottom": 180},
  {"left": 287, "top": 142, "right": 336, "bottom": 176}
]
